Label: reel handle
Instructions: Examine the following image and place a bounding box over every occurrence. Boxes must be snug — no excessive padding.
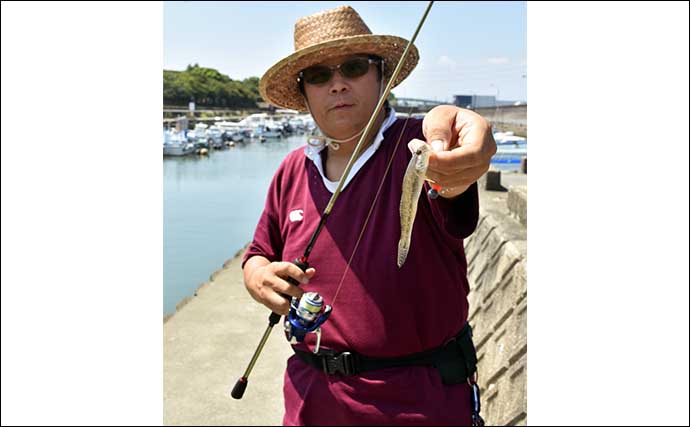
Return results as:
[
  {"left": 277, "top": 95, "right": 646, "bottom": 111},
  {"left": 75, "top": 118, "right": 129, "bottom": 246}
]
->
[{"left": 268, "top": 258, "right": 309, "bottom": 326}]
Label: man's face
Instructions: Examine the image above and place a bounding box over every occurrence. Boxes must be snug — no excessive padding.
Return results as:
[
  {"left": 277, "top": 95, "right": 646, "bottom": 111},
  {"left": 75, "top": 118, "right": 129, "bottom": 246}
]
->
[{"left": 302, "top": 54, "right": 381, "bottom": 140}]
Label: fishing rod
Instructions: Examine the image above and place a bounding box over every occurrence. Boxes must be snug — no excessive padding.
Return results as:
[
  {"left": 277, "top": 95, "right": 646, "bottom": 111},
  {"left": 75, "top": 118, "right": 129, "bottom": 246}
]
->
[{"left": 231, "top": 0, "right": 435, "bottom": 400}]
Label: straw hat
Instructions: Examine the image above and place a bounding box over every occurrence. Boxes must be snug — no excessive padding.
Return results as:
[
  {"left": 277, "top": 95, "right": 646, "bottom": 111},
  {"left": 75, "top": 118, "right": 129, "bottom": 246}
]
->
[{"left": 259, "top": 5, "right": 419, "bottom": 112}]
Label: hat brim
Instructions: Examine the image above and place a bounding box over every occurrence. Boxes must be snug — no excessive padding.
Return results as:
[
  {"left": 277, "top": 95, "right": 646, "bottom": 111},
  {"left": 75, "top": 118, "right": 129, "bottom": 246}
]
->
[{"left": 259, "top": 35, "right": 419, "bottom": 111}]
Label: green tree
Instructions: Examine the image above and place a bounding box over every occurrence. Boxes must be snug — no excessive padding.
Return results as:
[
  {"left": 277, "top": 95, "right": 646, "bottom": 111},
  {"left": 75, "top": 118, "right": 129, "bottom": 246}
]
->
[{"left": 164, "top": 65, "right": 264, "bottom": 108}]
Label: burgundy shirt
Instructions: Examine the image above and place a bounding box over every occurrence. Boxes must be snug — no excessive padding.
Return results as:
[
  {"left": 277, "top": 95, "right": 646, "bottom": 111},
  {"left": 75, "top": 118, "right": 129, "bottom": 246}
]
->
[{"left": 243, "top": 118, "right": 479, "bottom": 425}]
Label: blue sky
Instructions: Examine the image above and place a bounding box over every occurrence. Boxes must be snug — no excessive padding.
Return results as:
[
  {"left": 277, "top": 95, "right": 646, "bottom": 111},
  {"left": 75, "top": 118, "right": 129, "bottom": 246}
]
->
[{"left": 164, "top": 1, "right": 526, "bottom": 103}]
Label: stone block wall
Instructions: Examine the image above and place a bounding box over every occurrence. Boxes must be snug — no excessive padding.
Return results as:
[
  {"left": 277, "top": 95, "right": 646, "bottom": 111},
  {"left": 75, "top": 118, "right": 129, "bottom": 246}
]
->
[{"left": 464, "top": 187, "right": 528, "bottom": 425}]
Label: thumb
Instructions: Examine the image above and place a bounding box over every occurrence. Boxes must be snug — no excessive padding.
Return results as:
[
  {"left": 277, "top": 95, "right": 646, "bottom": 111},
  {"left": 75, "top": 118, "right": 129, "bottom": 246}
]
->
[{"left": 424, "top": 127, "right": 452, "bottom": 153}]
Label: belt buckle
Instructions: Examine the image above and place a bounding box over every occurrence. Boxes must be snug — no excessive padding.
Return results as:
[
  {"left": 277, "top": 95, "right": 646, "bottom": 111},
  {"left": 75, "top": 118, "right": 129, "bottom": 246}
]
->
[{"left": 321, "top": 351, "right": 355, "bottom": 375}]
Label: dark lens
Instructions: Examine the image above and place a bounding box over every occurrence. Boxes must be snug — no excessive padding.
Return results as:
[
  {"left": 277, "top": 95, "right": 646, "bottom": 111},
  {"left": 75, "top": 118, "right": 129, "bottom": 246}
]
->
[
  {"left": 302, "top": 66, "right": 332, "bottom": 84},
  {"left": 340, "top": 58, "right": 370, "bottom": 78}
]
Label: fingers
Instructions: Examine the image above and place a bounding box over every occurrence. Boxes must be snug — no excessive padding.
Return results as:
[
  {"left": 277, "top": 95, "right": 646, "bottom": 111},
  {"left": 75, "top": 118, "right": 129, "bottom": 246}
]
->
[
  {"left": 256, "top": 278, "right": 300, "bottom": 316},
  {"left": 426, "top": 163, "right": 489, "bottom": 189},
  {"left": 253, "top": 262, "right": 317, "bottom": 314},
  {"left": 263, "top": 291, "right": 292, "bottom": 316},
  {"left": 423, "top": 106, "right": 496, "bottom": 179},
  {"left": 271, "top": 266, "right": 317, "bottom": 315},
  {"left": 277, "top": 262, "right": 311, "bottom": 285},
  {"left": 428, "top": 144, "right": 486, "bottom": 173},
  {"left": 265, "top": 274, "right": 304, "bottom": 299},
  {"left": 269, "top": 261, "right": 311, "bottom": 294},
  {"left": 454, "top": 111, "right": 497, "bottom": 160},
  {"left": 422, "top": 105, "right": 458, "bottom": 152}
]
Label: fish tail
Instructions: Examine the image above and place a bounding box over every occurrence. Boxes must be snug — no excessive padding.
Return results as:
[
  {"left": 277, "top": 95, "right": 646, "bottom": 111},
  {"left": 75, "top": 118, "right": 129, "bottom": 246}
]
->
[{"left": 397, "top": 239, "right": 408, "bottom": 268}]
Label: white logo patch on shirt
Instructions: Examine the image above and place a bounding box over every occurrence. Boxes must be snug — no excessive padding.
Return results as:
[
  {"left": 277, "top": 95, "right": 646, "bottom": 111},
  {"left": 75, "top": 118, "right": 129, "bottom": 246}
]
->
[{"left": 289, "top": 209, "right": 304, "bottom": 222}]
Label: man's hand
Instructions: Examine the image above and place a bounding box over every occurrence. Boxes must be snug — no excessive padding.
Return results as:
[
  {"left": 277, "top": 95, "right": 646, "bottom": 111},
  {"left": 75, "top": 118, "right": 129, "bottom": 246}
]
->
[
  {"left": 243, "top": 256, "right": 316, "bottom": 315},
  {"left": 422, "top": 105, "right": 497, "bottom": 198}
]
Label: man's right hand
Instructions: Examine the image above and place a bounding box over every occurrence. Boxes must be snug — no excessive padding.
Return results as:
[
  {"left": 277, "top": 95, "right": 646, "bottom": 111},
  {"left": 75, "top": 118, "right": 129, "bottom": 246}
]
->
[{"left": 243, "top": 257, "right": 316, "bottom": 315}]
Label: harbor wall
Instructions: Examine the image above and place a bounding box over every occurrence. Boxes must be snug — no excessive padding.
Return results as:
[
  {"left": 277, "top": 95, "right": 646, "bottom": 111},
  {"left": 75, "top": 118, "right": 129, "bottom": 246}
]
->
[{"left": 464, "top": 179, "right": 528, "bottom": 425}]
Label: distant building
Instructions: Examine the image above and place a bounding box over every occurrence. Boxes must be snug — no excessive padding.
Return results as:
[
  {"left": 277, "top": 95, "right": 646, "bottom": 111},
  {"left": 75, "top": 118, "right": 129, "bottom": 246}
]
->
[
  {"left": 453, "top": 95, "right": 496, "bottom": 109},
  {"left": 394, "top": 97, "right": 443, "bottom": 108},
  {"left": 454, "top": 95, "right": 526, "bottom": 108}
]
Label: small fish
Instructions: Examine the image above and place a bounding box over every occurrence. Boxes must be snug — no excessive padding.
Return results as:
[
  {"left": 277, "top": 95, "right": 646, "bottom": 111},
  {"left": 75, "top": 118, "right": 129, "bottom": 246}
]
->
[{"left": 398, "top": 139, "right": 432, "bottom": 268}]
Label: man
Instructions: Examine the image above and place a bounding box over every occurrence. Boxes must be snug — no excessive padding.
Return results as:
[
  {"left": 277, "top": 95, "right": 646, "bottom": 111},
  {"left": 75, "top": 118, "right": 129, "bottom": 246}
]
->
[{"left": 242, "top": 5, "right": 496, "bottom": 426}]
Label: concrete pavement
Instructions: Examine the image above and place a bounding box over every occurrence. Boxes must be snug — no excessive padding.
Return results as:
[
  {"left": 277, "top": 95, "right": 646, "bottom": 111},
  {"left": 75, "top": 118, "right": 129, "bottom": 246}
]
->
[{"left": 164, "top": 250, "right": 292, "bottom": 426}]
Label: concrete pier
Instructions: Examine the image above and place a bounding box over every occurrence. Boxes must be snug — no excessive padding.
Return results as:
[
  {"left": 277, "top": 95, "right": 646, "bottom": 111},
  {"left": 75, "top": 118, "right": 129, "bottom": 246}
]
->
[{"left": 164, "top": 252, "right": 291, "bottom": 426}]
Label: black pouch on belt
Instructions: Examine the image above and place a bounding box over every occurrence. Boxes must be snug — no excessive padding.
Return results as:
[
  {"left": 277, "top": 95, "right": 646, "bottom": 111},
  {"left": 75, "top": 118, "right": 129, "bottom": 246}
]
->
[{"left": 433, "top": 323, "right": 479, "bottom": 385}]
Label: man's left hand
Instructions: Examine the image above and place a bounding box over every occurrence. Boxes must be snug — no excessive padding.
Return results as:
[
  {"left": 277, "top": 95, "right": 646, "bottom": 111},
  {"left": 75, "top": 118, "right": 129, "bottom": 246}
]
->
[{"left": 422, "top": 105, "right": 497, "bottom": 198}]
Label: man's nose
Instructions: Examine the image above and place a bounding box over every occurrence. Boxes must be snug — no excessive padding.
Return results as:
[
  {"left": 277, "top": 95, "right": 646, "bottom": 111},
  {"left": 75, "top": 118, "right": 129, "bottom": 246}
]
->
[{"left": 328, "top": 71, "right": 349, "bottom": 94}]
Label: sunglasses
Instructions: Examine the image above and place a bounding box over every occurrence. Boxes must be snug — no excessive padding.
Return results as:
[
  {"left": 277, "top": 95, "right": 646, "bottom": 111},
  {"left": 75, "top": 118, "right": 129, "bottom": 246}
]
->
[{"left": 299, "top": 57, "right": 380, "bottom": 85}]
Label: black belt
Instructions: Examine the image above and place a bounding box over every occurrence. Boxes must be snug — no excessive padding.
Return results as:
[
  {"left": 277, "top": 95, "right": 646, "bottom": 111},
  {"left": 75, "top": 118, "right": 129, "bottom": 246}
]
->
[{"left": 292, "top": 323, "right": 478, "bottom": 385}]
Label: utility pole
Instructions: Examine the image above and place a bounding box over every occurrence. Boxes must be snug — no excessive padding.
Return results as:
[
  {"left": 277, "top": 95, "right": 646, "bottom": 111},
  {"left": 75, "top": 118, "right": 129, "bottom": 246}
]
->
[
  {"left": 490, "top": 84, "right": 501, "bottom": 132},
  {"left": 188, "top": 99, "right": 196, "bottom": 128}
]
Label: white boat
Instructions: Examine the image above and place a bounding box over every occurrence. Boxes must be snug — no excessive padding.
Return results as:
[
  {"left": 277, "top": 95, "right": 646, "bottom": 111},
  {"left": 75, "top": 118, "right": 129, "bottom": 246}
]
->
[
  {"left": 239, "top": 113, "right": 268, "bottom": 138},
  {"left": 206, "top": 125, "right": 225, "bottom": 148},
  {"left": 239, "top": 113, "right": 284, "bottom": 139},
  {"left": 164, "top": 143, "right": 195, "bottom": 156},
  {"left": 229, "top": 131, "right": 245, "bottom": 142},
  {"left": 260, "top": 123, "right": 283, "bottom": 138},
  {"left": 192, "top": 123, "right": 209, "bottom": 148},
  {"left": 163, "top": 129, "right": 195, "bottom": 156},
  {"left": 493, "top": 131, "right": 526, "bottom": 146},
  {"left": 216, "top": 121, "right": 246, "bottom": 142},
  {"left": 300, "top": 115, "right": 316, "bottom": 134}
]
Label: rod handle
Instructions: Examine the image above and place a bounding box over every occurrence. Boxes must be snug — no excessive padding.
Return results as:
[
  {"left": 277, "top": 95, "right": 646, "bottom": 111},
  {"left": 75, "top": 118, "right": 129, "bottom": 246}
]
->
[{"left": 231, "top": 377, "right": 248, "bottom": 399}]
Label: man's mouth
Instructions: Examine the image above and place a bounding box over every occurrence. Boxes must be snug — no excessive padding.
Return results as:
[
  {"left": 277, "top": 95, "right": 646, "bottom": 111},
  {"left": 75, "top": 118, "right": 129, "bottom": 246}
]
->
[{"left": 331, "top": 103, "right": 353, "bottom": 111}]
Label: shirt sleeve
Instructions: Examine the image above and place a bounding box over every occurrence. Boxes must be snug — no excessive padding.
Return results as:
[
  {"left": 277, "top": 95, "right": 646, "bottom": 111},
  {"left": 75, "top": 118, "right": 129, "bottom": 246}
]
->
[
  {"left": 242, "top": 166, "right": 285, "bottom": 268},
  {"left": 426, "top": 181, "right": 479, "bottom": 240}
]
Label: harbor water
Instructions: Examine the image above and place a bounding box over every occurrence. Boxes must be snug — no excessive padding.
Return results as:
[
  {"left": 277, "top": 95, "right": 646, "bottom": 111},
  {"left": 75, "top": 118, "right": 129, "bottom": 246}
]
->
[{"left": 163, "top": 135, "right": 306, "bottom": 317}]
